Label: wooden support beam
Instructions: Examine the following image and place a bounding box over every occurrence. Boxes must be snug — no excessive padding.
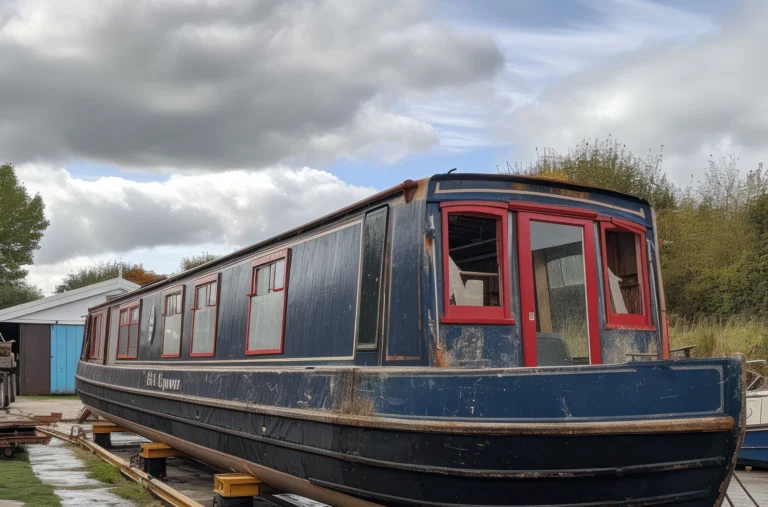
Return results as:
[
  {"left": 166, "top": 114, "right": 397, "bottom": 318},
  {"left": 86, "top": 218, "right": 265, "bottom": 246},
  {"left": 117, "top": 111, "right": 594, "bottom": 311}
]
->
[
  {"left": 140, "top": 442, "right": 183, "bottom": 459},
  {"left": 214, "top": 473, "right": 263, "bottom": 498},
  {"left": 91, "top": 422, "right": 128, "bottom": 434}
]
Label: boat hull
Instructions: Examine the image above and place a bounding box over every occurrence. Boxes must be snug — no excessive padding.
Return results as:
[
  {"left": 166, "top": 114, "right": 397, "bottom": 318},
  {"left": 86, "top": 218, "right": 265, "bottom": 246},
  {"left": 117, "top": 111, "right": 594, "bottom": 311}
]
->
[
  {"left": 76, "top": 358, "right": 745, "bottom": 507},
  {"left": 738, "top": 426, "right": 768, "bottom": 468}
]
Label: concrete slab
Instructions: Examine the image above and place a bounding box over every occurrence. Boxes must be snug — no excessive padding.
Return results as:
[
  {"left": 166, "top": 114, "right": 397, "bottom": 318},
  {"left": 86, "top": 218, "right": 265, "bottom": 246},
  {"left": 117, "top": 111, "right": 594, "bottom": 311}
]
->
[
  {"left": 27, "top": 439, "right": 99, "bottom": 487},
  {"left": 55, "top": 488, "right": 136, "bottom": 507},
  {"left": 12, "top": 396, "right": 83, "bottom": 421},
  {"left": 0, "top": 501, "right": 25, "bottom": 507}
]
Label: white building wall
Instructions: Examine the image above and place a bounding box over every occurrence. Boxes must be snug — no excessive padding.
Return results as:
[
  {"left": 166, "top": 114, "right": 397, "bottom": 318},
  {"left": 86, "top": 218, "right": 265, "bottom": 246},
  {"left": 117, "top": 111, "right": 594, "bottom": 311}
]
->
[{"left": 12, "top": 291, "right": 126, "bottom": 325}]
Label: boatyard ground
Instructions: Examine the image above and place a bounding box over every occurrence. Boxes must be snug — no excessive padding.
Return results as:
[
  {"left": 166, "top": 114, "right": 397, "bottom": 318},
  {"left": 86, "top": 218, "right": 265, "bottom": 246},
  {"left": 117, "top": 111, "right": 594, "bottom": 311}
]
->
[{"left": 0, "top": 397, "right": 764, "bottom": 507}]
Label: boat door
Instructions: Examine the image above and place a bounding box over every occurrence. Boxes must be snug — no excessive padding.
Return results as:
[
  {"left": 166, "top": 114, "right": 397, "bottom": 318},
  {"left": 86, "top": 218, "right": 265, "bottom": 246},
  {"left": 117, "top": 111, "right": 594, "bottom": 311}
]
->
[{"left": 517, "top": 213, "right": 601, "bottom": 367}]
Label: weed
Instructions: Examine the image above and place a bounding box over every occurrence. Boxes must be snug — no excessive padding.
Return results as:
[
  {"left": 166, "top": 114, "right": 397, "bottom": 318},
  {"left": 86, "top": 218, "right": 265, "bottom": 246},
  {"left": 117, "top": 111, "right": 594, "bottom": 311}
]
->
[{"left": 0, "top": 452, "right": 61, "bottom": 506}]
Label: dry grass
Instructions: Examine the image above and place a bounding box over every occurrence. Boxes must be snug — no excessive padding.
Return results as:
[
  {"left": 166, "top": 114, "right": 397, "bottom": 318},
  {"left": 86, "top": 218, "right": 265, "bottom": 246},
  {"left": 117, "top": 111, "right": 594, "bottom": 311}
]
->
[{"left": 669, "top": 316, "right": 768, "bottom": 361}]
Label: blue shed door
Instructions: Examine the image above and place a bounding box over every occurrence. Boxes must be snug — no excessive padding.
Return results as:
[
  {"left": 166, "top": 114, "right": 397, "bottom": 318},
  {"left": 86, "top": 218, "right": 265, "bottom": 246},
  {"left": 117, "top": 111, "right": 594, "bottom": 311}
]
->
[{"left": 50, "top": 325, "right": 84, "bottom": 394}]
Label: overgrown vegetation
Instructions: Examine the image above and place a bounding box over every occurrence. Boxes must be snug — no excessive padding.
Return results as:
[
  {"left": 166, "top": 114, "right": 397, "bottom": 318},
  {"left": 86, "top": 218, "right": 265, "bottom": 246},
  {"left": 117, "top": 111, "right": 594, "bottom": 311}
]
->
[
  {"left": 55, "top": 260, "right": 166, "bottom": 293},
  {"left": 179, "top": 251, "right": 219, "bottom": 272},
  {"left": 0, "top": 451, "right": 61, "bottom": 506},
  {"left": 669, "top": 316, "right": 768, "bottom": 361},
  {"left": 503, "top": 137, "right": 768, "bottom": 360}
]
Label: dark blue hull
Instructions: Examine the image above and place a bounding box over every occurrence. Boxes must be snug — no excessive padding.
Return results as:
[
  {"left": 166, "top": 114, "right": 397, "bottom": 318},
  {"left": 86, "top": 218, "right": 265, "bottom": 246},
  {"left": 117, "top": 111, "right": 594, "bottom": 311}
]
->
[
  {"left": 738, "top": 426, "right": 768, "bottom": 468},
  {"left": 76, "top": 357, "right": 744, "bottom": 506}
]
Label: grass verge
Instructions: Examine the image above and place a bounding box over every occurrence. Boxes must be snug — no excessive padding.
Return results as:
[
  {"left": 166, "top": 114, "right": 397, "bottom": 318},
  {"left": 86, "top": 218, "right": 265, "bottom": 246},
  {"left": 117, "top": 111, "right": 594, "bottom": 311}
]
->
[
  {"left": 69, "top": 446, "right": 160, "bottom": 506},
  {"left": 669, "top": 316, "right": 768, "bottom": 361},
  {"left": 0, "top": 451, "right": 61, "bottom": 507}
]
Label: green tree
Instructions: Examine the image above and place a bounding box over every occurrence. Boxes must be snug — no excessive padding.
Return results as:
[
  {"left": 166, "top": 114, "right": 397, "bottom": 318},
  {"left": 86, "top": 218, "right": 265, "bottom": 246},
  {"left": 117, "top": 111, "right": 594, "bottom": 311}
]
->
[
  {"left": 661, "top": 159, "right": 767, "bottom": 317},
  {"left": 179, "top": 252, "right": 218, "bottom": 272},
  {"left": 55, "top": 261, "right": 165, "bottom": 293},
  {"left": 0, "top": 281, "right": 43, "bottom": 309},
  {"left": 0, "top": 164, "right": 49, "bottom": 284}
]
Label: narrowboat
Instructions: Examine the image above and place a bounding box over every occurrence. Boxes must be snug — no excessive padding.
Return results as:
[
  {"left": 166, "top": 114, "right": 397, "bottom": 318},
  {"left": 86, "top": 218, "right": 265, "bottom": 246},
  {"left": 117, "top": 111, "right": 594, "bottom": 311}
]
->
[
  {"left": 77, "top": 174, "right": 745, "bottom": 507},
  {"left": 738, "top": 361, "right": 768, "bottom": 468}
]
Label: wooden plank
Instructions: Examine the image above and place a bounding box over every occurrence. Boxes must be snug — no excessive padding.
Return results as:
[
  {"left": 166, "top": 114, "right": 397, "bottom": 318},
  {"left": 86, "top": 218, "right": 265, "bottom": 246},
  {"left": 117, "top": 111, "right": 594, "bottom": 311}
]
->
[
  {"left": 214, "top": 473, "right": 263, "bottom": 497},
  {"left": 533, "top": 255, "right": 553, "bottom": 333},
  {"left": 92, "top": 422, "right": 128, "bottom": 434},
  {"left": 140, "top": 442, "right": 183, "bottom": 459}
]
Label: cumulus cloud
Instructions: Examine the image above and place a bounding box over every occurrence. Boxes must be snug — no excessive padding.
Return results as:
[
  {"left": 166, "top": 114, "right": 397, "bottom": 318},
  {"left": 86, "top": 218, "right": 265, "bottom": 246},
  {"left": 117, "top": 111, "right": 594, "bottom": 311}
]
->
[
  {"left": 17, "top": 165, "right": 375, "bottom": 270},
  {"left": 500, "top": 1, "right": 768, "bottom": 182},
  {"left": 0, "top": 0, "right": 503, "bottom": 169}
]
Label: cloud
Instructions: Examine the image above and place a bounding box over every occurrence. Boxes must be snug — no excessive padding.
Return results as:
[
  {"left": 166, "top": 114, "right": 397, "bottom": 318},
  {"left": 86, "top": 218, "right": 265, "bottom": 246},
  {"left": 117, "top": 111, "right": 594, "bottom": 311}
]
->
[
  {"left": 17, "top": 165, "right": 376, "bottom": 274},
  {"left": 500, "top": 1, "right": 768, "bottom": 182},
  {"left": 400, "top": 0, "right": 716, "bottom": 154},
  {"left": 0, "top": 0, "right": 503, "bottom": 169}
]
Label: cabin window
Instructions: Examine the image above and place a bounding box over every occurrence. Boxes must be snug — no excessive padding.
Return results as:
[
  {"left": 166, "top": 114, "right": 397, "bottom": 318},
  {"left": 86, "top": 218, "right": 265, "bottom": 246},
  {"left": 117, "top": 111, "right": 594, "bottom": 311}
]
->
[
  {"left": 246, "top": 249, "right": 290, "bottom": 355},
  {"left": 161, "top": 287, "right": 184, "bottom": 358},
  {"left": 191, "top": 274, "right": 219, "bottom": 357},
  {"left": 600, "top": 221, "right": 652, "bottom": 329},
  {"left": 440, "top": 204, "right": 512, "bottom": 324},
  {"left": 89, "top": 313, "right": 103, "bottom": 359},
  {"left": 357, "top": 207, "right": 388, "bottom": 349},
  {"left": 117, "top": 302, "right": 140, "bottom": 359}
]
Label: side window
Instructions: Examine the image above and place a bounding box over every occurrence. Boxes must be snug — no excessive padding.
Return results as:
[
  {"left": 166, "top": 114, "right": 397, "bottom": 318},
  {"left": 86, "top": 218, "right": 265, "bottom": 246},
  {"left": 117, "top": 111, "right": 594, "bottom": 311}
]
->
[
  {"left": 246, "top": 249, "right": 290, "bottom": 355},
  {"left": 191, "top": 274, "right": 219, "bottom": 357},
  {"left": 161, "top": 287, "right": 184, "bottom": 358},
  {"left": 600, "top": 221, "right": 652, "bottom": 328},
  {"left": 357, "top": 207, "right": 388, "bottom": 349},
  {"left": 441, "top": 205, "right": 512, "bottom": 324},
  {"left": 117, "top": 302, "right": 140, "bottom": 359},
  {"left": 89, "top": 313, "right": 103, "bottom": 359}
]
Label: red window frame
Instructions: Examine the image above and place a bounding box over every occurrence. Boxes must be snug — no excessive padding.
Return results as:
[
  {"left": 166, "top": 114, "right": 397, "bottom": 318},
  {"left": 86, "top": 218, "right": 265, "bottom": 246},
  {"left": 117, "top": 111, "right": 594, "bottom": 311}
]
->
[
  {"left": 517, "top": 212, "right": 602, "bottom": 366},
  {"left": 116, "top": 301, "right": 140, "bottom": 360},
  {"left": 599, "top": 219, "right": 654, "bottom": 330},
  {"left": 440, "top": 203, "right": 513, "bottom": 325},
  {"left": 88, "top": 312, "right": 104, "bottom": 359},
  {"left": 189, "top": 273, "right": 220, "bottom": 358},
  {"left": 245, "top": 249, "right": 290, "bottom": 355},
  {"left": 160, "top": 285, "right": 185, "bottom": 358}
]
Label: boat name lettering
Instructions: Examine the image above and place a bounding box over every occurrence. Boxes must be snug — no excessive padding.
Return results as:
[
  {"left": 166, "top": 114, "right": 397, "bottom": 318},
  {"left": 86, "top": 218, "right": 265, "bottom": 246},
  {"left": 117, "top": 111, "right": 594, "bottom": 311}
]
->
[{"left": 145, "top": 371, "right": 181, "bottom": 391}]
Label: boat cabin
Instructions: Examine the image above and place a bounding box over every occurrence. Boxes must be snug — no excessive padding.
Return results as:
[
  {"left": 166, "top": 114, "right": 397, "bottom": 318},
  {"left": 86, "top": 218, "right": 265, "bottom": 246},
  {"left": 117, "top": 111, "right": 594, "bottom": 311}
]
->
[{"left": 81, "top": 174, "right": 667, "bottom": 369}]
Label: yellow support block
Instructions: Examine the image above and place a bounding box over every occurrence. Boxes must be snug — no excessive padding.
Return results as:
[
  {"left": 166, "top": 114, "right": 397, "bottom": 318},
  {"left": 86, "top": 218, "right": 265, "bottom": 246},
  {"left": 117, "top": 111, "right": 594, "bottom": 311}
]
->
[
  {"left": 214, "top": 473, "right": 263, "bottom": 498},
  {"left": 139, "top": 443, "right": 183, "bottom": 459},
  {"left": 92, "top": 422, "right": 128, "bottom": 434}
]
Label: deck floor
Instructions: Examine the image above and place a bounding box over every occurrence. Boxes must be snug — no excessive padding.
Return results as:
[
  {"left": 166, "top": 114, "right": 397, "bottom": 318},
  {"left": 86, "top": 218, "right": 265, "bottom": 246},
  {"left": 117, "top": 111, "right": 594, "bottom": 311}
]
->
[{"left": 727, "top": 470, "right": 766, "bottom": 506}]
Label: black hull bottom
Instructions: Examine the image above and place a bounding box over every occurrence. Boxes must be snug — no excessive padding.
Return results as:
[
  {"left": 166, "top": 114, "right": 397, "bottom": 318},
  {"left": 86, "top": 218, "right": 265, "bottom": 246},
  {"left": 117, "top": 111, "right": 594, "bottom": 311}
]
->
[{"left": 77, "top": 383, "right": 738, "bottom": 507}]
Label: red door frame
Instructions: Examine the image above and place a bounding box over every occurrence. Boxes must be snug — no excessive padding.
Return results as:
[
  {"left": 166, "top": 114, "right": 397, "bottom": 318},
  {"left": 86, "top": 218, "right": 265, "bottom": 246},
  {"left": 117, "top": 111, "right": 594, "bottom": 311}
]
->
[{"left": 517, "top": 212, "right": 602, "bottom": 367}]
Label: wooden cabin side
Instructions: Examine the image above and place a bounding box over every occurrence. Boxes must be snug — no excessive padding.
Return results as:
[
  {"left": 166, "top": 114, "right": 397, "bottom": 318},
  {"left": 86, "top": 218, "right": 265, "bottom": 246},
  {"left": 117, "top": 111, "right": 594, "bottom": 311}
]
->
[
  {"left": 80, "top": 181, "right": 431, "bottom": 368},
  {"left": 427, "top": 174, "right": 665, "bottom": 369}
]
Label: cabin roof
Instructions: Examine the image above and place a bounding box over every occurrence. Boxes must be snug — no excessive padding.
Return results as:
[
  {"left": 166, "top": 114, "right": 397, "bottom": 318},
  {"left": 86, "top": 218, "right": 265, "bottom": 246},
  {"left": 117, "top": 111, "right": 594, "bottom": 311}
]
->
[
  {"left": 429, "top": 173, "right": 652, "bottom": 206},
  {"left": 0, "top": 277, "right": 140, "bottom": 325},
  {"left": 88, "top": 173, "right": 651, "bottom": 312}
]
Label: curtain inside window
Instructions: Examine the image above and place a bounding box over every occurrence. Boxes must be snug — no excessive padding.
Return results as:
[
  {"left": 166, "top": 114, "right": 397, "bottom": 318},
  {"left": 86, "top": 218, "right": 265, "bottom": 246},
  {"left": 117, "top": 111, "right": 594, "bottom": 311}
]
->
[
  {"left": 128, "top": 323, "right": 139, "bottom": 357},
  {"left": 162, "top": 313, "right": 182, "bottom": 355},
  {"left": 118, "top": 326, "right": 129, "bottom": 356},
  {"left": 248, "top": 291, "right": 284, "bottom": 351},
  {"left": 192, "top": 306, "right": 216, "bottom": 354}
]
